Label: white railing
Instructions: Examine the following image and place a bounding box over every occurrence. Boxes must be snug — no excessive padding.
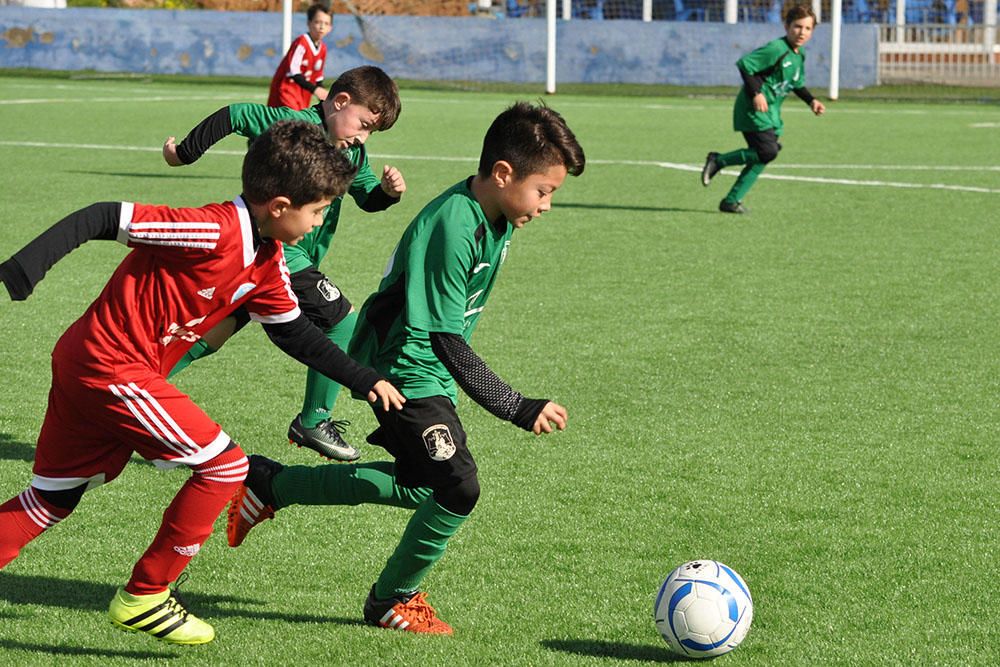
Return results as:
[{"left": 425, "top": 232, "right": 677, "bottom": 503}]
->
[{"left": 878, "top": 23, "right": 1000, "bottom": 84}]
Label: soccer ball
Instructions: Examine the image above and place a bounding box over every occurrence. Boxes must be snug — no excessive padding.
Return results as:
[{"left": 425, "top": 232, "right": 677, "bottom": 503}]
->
[{"left": 653, "top": 560, "right": 753, "bottom": 659}]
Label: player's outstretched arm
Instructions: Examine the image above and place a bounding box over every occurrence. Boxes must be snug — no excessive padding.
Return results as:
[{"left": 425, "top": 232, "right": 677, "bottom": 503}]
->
[
  {"left": 0, "top": 202, "right": 120, "bottom": 301},
  {"left": 165, "top": 107, "right": 234, "bottom": 166},
  {"left": 262, "top": 315, "right": 404, "bottom": 409},
  {"left": 429, "top": 331, "right": 563, "bottom": 433}
]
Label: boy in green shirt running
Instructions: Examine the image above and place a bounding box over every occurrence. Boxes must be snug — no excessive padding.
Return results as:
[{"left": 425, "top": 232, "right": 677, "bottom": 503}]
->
[
  {"left": 701, "top": 3, "right": 826, "bottom": 214},
  {"left": 225, "top": 102, "right": 585, "bottom": 634},
  {"left": 162, "top": 66, "right": 405, "bottom": 462}
]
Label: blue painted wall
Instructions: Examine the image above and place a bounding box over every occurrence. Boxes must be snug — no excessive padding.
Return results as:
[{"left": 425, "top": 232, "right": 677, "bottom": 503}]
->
[{"left": 0, "top": 7, "right": 878, "bottom": 88}]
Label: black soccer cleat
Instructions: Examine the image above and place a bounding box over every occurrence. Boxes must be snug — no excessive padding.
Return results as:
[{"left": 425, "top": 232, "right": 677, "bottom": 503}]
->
[
  {"left": 288, "top": 416, "right": 361, "bottom": 462},
  {"left": 719, "top": 199, "right": 749, "bottom": 214},
  {"left": 701, "top": 152, "right": 722, "bottom": 186}
]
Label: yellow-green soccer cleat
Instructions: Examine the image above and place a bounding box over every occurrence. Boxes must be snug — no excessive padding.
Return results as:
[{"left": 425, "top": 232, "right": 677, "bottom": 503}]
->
[{"left": 108, "top": 586, "right": 215, "bottom": 645}]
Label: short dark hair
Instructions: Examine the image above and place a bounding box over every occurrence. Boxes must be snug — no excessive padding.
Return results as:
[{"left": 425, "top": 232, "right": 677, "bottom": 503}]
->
[
  {"left": 307, "top": 3, "right": 330, "bottom": 21},
  {"left": 242, "top": 120, "right": 357, "bottom": 206},
  {"left": 328, "top": 66, "right": 401, "bottom": 132},
  {"left": 477, "top": 101, "right": 586, "bottom": 179},
  {"left": 784, "top": 3, "right": 817, "bottom": 26}
]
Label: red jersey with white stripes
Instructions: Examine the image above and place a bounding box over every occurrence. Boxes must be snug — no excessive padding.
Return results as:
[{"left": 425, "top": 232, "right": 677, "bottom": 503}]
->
[
  {"left": 54, "top": 196, "right": 300, "bottom": 380},
  {"left": 267, "top": 34, "right": 327, "bottom": 110}
]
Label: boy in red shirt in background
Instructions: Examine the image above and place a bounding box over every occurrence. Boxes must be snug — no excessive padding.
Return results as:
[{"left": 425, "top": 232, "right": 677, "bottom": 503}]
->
[{"left": 268, "top": 3, "right": 333, "bottom": 110}]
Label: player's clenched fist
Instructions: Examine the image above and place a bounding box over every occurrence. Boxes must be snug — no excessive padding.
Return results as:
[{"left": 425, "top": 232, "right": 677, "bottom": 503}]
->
[{"left": 380, "top": 165, "right": 406, "bottom": 198}]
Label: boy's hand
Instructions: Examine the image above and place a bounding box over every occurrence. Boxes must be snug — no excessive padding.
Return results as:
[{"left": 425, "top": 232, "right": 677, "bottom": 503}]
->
[
  {"left": 162, "top": 137, "right": 184, "bottom": 167},
  {"left": 811, "top": 99, "right": 826, "bottom": 116},
  {"left": 314, "top": 87, "right": 328, "bottom": 101},
  {"left": 532, "top": 401, "right": 568, "bottom": 435},
  {"left": 368, "top": 379, "right": 406, "bottom": 411},
  {"left": 752, "top": 93, "right": 768, "bottom": 113},
  {"left": 380, "top": 165, "right": 406, "bottom": 199}
]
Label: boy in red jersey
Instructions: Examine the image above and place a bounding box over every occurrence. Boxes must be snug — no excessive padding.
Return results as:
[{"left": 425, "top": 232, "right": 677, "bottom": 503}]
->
[
  {"left": 268, "top": 3, "right": 333, "bottom": 110},
  {"left": 0, "top": 121, "right": 404, "bottom": 645}
]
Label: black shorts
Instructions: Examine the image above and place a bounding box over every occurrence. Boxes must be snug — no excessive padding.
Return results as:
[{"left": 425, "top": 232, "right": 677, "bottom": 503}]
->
[
  {"left": 289, "top": 268, "right": 353, "bottom": 332},
  {"left": 366, "top": 396, "right": 477, "bottom": 491},
  {"left": 742, "top": 130, "right": 782, "bottom": 164}
]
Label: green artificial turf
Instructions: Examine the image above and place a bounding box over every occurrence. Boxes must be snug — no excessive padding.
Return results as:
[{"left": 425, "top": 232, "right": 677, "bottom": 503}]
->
[{"left": 1, "top": 73, "right": 998, "bottom": 665}]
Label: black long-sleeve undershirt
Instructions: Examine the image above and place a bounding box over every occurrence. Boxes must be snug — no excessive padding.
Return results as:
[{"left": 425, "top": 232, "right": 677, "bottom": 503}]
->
[
  {"left": 429, "top": 331, "right": 547, "bottom": 431},
  {"left": 0, "top": 202, "right": 120, "bottom": 301},
  {"left": 264, "top": 315, "right": 381, "bottom": 397},
  {"left": 175, "top": 107, "right": 233, "bottom": 165},
  {"left": 291, "top": 74, "right": 323, "bottom": 94}
]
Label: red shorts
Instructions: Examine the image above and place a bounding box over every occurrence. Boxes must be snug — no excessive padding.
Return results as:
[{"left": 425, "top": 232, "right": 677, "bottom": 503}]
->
[{"left": 31, "top": 355, "right": 229, "bottom": 492}]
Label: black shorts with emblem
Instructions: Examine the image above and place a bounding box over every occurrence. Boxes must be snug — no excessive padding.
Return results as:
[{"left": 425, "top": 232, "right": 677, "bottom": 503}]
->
[
  {"left": 230, "top": 268, "right": 352, "bottom": 336},
  {"left": 367, "top": 396, "right": 477, "bottom": 491}
]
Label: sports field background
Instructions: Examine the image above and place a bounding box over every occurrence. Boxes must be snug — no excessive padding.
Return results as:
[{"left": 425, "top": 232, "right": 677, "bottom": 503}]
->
[{"left": 0, "top": 74, "right": 998, "bottom": 665}]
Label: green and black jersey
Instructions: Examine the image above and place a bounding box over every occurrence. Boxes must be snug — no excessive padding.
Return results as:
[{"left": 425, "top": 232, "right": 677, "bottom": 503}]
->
[
  {"left": 350, "top": 178, "right": 513, "bottom": 404},
  {"left": 732, "top": 37, "right": 807, "bottom": 135},
  {"left": 174, "top": 102, "right": 392, "bottom": 275}
]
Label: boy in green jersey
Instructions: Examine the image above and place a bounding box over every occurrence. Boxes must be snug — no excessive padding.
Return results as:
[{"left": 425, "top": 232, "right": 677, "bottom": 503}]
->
[
  {"left": 701, "top": 3, "right": 826, "bottom": 214},
  {"left": 162, "top": 66, "right": 405, "bottom": 462},
  {"left": 225, "top": 102, "right": 586, "bottom": 634}
]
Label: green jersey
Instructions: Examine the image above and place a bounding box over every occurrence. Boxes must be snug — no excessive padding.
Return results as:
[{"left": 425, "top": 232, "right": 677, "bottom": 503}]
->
[
  {"left": 732, "top": 37, "right": 807, "bottom": 136},
  {"left": 350, "top": 178, "right": 513, "bottom": 404},
  {"left": 227, "top": 103, "right": 382, "bottom": 273}
]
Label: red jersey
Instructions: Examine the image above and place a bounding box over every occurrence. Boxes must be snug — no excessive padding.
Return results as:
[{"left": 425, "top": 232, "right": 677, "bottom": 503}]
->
[
  {"left": 54, "top": 197, "right": 300, "bottom": 381},
  {"left": 267, "top": 34, "right": 327, "bottom": 110}
]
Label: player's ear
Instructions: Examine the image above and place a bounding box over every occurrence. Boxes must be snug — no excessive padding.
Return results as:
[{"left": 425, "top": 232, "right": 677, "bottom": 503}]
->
[
  {"left": 331, "top": 91, "right": 352, "bottom": 110},
  {"left": 267, "top": 195, "right": 293, "bottom": 219},
  {"left": 491, "top": 160, "right": 514, "bottom": 187}
]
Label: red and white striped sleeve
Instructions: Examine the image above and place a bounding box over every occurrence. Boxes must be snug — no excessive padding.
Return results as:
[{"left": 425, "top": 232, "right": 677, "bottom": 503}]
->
[{"left": 117, "top": 202, "right": 223, "bottom": 253}]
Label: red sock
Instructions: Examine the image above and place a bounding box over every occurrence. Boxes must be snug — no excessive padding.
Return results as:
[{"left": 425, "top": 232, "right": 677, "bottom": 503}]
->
[
  {"left": 125, "top": 446, "right": 248, "bottom": 595},
  {"left": 125, "top": 445, "right": 249, "bottom": 595},
  {"left": 0, "top": 487, "right": 73, "bottom": 569}
]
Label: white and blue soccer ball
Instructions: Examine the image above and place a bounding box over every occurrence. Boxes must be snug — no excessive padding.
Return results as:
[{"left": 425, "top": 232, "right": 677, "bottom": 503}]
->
[{"left": 653, "top": 560, "right": 753, "bottom": 659}]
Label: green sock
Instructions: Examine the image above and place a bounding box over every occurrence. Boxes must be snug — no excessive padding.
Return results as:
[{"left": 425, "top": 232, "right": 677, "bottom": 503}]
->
[
  {"left": 716, "top": 148, "right": 759, "bottom": 168},
  {"left": 271, "top": 460, "right": 431, "bottom": 510},
  {"left": 724, "top": 162, "right": 767, "bottom": 204},
  {"left": 375, "top": 497, "right": 468, "bottom": 599},
  {"left": 299, "top": 311, "right": 358, "bottom": 428},
  {"left": 167, "top": 339, "right": 217, "bottom": 379}
]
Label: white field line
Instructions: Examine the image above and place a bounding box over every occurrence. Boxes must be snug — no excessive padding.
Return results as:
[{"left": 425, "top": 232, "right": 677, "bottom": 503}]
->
[
  {"left": 2, "top": 91, "right": 1000, "bottom": 120},
  {"left": 0, "top": 95, "right": 237, "bottom": 105},
  {"left": 0, "top": 140, "right": 997, "bottom": 195}
]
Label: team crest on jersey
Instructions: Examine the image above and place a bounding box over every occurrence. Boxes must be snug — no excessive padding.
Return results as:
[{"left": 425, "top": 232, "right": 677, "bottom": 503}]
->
[
  {"left": 422, "top": 425, "right": 456, "bottom": 461},
  {"left": 230, "top": 282, "right": 256, "bottom": 303},
  {"left": 317, "top": 278, "right": 341, "bottom": 302}
]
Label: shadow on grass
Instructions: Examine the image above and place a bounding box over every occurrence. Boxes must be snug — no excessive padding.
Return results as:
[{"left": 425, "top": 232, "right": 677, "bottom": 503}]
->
[
  {"left": 0, "top": 573, "right": 363, "bottom": 627},
  {"left": 541, "top": 638, "right": 684, "bottom": 663},
  {"left": 0, "top": 433, "right": 36, "bottom": 463},
  {"left": 0, "top": 435, "right": 156, "bottom": 469},
  {"left": 67, "top": 170, "right": 237, "bottom": 181},
  {"left": 556, "top": 202, "right": 714, "bottom": 215},
  {"left": 0, "top": 639, "right": 170, "bottom": 661}
]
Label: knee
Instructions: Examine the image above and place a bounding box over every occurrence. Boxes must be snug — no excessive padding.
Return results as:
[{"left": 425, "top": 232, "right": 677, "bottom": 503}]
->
[
  {"left": 757, "top": 143, "right": 781, "bottom": 164},
  {"left": 36, "top": 484, "right": 87, "bottom": 512},
  {"left": 192, "top": 442, "right": 248, "bottom": 487},
  {"left": 433, "top": 476, "right": 480, "bottom": 516}
]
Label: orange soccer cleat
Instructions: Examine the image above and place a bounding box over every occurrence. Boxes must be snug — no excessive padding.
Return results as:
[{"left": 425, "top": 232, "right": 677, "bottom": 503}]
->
[
  {"left": 363, "top": 585, "right": 454, "bottom": 635},
  {"left": 226, "top": 454, "right": 283, "bottom": 547}
]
